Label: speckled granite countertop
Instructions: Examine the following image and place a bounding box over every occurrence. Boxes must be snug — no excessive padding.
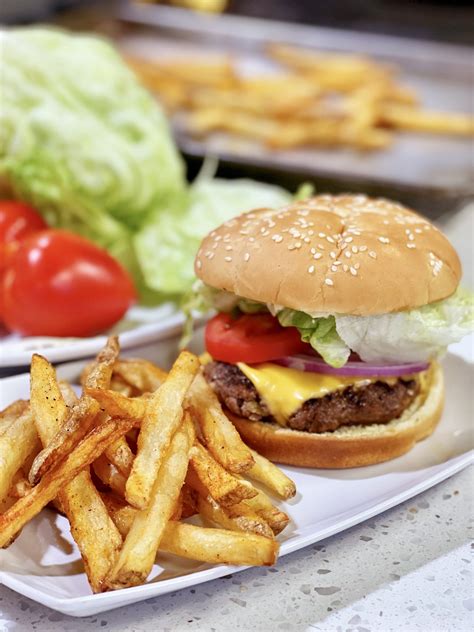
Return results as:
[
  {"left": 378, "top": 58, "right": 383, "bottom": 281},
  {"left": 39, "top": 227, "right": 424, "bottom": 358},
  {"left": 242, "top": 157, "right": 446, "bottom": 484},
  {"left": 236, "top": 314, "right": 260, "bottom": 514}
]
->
[{"left": 0, "top": 465, "right": 472, "bottom": 631}]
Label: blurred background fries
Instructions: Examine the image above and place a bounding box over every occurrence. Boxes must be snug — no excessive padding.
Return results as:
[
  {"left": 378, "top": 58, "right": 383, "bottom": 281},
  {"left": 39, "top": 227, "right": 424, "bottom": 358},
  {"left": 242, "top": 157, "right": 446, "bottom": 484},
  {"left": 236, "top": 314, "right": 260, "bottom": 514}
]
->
[{"left": 0, "top": 337, "right": 296, "bottom": 592}]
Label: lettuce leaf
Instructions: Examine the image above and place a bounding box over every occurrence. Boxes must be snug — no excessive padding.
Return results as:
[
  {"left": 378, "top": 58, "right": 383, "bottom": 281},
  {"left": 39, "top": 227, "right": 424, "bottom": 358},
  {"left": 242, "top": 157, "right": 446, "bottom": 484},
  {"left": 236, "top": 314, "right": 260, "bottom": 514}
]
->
[
  {"left": 277, "top": 309, "right": 350, "bottom": 367},
  {"left": 335, "top": 287, "right": 474, "bottom": 363},
  {"left": 135, "top": 177, "right": 291, "bottom": 296}
]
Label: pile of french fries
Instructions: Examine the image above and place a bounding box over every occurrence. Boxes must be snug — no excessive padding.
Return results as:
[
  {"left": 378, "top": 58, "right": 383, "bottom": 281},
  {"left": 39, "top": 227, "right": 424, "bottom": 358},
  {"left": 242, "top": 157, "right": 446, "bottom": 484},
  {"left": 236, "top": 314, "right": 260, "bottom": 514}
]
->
[
  {"left": 127, "top": 43, "right": 474, "bottom": 150},
  {"left": 0, "top": 337, "right": 295, "bottom": 592}
]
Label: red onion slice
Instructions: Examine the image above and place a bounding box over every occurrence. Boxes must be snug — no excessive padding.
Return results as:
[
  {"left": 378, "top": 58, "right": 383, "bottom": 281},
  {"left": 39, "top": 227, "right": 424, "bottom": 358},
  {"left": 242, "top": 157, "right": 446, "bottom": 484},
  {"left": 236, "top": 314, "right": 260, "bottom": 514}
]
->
[{"left": 273, "top": 354, "right": 430, "bottom": 377}]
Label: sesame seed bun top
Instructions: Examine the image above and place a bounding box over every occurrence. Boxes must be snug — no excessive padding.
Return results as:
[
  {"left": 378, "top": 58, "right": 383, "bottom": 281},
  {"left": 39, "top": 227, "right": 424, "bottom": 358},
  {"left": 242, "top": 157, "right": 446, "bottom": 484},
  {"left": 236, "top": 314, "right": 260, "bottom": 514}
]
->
[{"left": 195, "top": 194, "right": 461, "bottom": 315}]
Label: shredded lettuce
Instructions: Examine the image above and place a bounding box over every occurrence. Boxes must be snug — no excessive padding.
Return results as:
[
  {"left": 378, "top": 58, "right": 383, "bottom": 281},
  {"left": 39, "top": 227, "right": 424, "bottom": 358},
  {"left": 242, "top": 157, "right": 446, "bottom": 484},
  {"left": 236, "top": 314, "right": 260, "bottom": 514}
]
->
[
  {"left": 335, "top": 287, "right": 474, "bottom": 364},
  {"left": 1, "top": 27, "right": 291, "bottom": 303}
]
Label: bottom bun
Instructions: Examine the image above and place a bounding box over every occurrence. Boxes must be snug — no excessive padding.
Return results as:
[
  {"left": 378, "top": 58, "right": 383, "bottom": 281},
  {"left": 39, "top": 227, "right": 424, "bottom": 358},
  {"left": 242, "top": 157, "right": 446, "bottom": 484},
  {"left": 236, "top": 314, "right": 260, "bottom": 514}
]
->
[{"left": 229, "top": 362, "right": 444, "bottom": 468}]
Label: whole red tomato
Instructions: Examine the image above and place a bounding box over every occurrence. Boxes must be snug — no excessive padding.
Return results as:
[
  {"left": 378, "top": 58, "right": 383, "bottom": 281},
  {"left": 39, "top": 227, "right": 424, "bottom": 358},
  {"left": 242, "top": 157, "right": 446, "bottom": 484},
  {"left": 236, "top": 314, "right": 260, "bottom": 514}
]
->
[
  {"left": 0, "top": 200, "right": 47, "bottom": 271},
  {"left": 2, "top": 230, "right": 136, "bottom": 337}
]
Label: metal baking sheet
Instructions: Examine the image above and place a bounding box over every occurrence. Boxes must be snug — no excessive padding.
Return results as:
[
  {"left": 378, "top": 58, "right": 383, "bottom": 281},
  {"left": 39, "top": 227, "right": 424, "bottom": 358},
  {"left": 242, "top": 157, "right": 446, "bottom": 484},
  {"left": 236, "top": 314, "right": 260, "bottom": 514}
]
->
[{"left": 118, "top": 2, "right": 473, "bottom": 200}]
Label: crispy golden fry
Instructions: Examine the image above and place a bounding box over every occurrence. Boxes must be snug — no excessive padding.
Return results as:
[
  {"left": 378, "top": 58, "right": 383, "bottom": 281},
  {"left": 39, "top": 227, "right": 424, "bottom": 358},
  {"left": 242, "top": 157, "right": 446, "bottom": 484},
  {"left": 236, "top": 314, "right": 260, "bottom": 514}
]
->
[
  {"left": 197, "top": 494, "right": 274, "bottom": 539},
  {"left": 380, "top": 105, "right": 474, "bottom": 135},
  {"left": 247, "top": 448, "right": 296, "bottom": 500},
  {"left": 58, "top": 381, "right": 79, "bottom": 407},
  {"left": 0, "top": 400, "right": 29, "bottom": 436},
  {"left": 104, "top": 436, "right": 134, "bottom": 477},
  {"left": 186, "top": 106, "right": 278, "bottom": 142},
  {"left": 187, "top": 442, "right": 257, "bottom": 507},
  {"left": 93, "top": 455, "right": 128, "bottom": 497},
  {"left": 125, "top": 351, "right": 199, "bottom": 510},
  {"left": 30, "top": 355, "right": 123, "bottom": 592},
  {"left": 86, "top": 388, "right": 147, "bottom": 421},
  {"left": 106, "top": 415, "right": 195, "bottom": 589},
  {"left": 113, "top": 359, "right": 167, "bottom": 394},
  {"left": 234, "top": 479, "right": 290, "bottom": 535},
  {"left": 0, "top": 406, "right": 39, "bottom": 505},
  {"left": 189, "top": 374, "right": 254, "bottom": 473},
  {"left": 0, "top": 416, "right": 135, "bottom": 549},
  {"left": 110, "top": 377, "right": 134, "bottom": 397},
  {"left": 160, "top": 521, "right": 279, "bottom": 566},
  {"left": 29, "top": 338, "right": 119, "bottom": 484}
]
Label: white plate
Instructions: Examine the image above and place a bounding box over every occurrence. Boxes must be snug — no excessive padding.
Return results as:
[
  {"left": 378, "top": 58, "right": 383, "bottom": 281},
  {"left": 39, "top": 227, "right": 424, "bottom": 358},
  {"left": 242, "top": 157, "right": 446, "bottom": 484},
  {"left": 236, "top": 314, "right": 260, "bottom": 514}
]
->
[
  {"left": 0, "top": 336, "right": 472, "bottom": 617},
  {"left": 0, "top": 304, "right": 187, "bottom": 369}
]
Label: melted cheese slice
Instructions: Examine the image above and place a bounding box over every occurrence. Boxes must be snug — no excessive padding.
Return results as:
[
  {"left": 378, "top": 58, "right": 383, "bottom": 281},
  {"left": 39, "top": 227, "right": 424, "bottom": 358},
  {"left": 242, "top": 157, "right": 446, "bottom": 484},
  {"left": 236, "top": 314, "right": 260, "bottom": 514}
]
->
[{"left": 237, "top": 362, "right": 388, "bottom": 426}]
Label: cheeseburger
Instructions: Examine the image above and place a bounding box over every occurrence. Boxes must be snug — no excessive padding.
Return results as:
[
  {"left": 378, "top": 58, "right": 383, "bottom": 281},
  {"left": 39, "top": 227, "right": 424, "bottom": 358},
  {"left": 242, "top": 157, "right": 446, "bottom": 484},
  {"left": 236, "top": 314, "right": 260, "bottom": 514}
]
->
[{"left": 193, "top": 195, "right": 473, "bottom": 468}]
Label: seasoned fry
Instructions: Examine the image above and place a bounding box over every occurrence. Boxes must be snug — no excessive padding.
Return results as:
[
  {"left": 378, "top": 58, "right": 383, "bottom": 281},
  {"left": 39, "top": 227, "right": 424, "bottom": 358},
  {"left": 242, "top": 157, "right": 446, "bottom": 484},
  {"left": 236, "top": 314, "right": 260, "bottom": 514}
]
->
[
  {"left": 160, "top": 521, "right": 279, "bottom": 566},
  {"left": 0, "top": 416, "right": 135, "bottom": 548},
  {"left": 93, "top": 455, "right": 127, "bottom": 497},
  {"left": 247, "top": 448, "right": 296, "bottom": 500},
  {"left": 29, "top": 355, "right": 123, "bottom": 592},
  {"left": 29, "top": 337, "right": 119, "bottom": 484},
  {"left": 0, "top": 406, "right": 39, "bottom": 505},
  {"left": 125, "top": 351, "right": 199, "bottom": 510},
  {"left": 0, "top": 400, "right": 29, "bottom": 436},
  {"left": 188, "top": 442, "right": 257, "bottom": 507},
  {"left": 86, "top": 388, "right": 147, "bottom": 421},
  {"left": 189, "top": 373, "right": 254, "bottom": 473},
  {"left": 113, "top": 359, "right": 167, "bottom": 394},
  {"left": 104, "top": 436, "right": 134, "bottom": 477},
  {"left": 234, "top": 480, "right": 290, "bottom": 535},
  {"left": 197, "top": 494, "right": 274, "bottom": 539},
  {"left": 106, "top": 415, "right": 195, "bottom": 589}
]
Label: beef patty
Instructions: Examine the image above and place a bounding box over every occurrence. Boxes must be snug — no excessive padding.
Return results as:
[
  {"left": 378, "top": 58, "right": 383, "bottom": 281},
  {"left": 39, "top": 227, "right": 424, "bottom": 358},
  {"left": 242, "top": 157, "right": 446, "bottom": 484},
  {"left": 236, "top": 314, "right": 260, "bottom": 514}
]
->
[{"left": 203, "top": 361, "right": 419, "bottom": 433}]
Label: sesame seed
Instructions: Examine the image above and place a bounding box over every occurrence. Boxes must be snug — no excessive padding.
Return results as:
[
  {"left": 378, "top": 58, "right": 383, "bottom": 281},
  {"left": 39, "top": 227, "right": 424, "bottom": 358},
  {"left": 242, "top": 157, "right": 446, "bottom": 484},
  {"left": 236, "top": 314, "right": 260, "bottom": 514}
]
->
[
  {"left": 343, "top": 264, "right": 349, "bottom": 272},
  {"left": 351, "top": 245, "right": 358, "bottom": 253},
  {"left": 354, "top": 262, "right": 360, "bottom": 270},
  {"left": 225, "top": 245, "right": 233, "bottom": 251},
  {"left": 345, "top": 251, "right": 351, "bottom": 258},
  {"left": 407, "top": 243, "right": 416, "bottom": 249},
  {"left": 295, "top": 242, "right": 302, "bottom": 249},
  {"left": 326, "top": 236, "right": 335, "bottom": 244},
  {"left": 308, "top": 265, "right": 315, "bottom": 274},
  {"left": 215, "top": 235, "right": 222, "bottom": 241},
  {"left": 239, "top": 230, "right": 249, "bottom": 236},
  {"left": 350, "top": 267, "right": 357, "bottom": 276},
  {"left": 369, "top": 251, "right": 377, "bottom": 259},
  {"left": 244, "top": 253, "right": 250, "bottom": 261},
  {"left": 249, "top": 237, "right": 255, "bottom": 242},
  {"left": 325, "top": 278, "right": 334, "bottom": 286},
  {"left": 196, "top": 260, "right": 202, "bottom": 269},
  {"left": 334, "top": 260, "right": 342, "bottom": 266},
  {"left": 310, "top": 247, "right": 316, "bottom": 255},
  {"left": 272, "top": 234, "right": 283, "bottom": 243},
  {"left": 359, "top": 245, "right": 367, "bottom": 252},
  {"left": 408, "top": 234, "right": 415, "bottom": 241},
  {"left": 330, "top": 251, "right": 336, "bottom": 259},
  {"left": 224, "top": 256, "right": 232, "bottom": 262},
  {"left": 304, "top": 237, "right": 311, "bottom": 243},
  {"left": 318, "top": 232, "right": 326, "bottom": 238},
  {"left": 415, "top": 228, "right": 422, "bottom": 234},
  {"left": 379, "top": 237, "right": 390, "bottom": 244},
  {"left": 318, "top": 244, "right": 325, "bottom": 250},
  {"left": 308, "top": 230, "right": 314, "bottom": 236},
  {"left": 331, "top": 265, "right": 338, "bottom": 272},
  {"left": 344, "top": 236, "right": 353, "bottom": 243},
  {"left": 313, "top": 253, "right": 322, "bottom": 260}
]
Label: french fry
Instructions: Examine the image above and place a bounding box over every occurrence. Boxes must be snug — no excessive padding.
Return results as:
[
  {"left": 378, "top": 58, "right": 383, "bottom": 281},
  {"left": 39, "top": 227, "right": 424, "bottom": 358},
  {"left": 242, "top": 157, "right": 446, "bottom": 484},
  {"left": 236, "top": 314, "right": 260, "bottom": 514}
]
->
[
  {"left": 197, "top": 494, "right": 274, "bottom": 539},
  {"left": 0, "top": 406, "right": 39, "bottom": 505},
  {"left": 29, "top": 337, "right": 119, "bottom": 484},
  {"left": 160, "top": 521, "right": 279, "bottom": 567},
  {"left": 0, "top": 416, "right": 135, "bottom": 549},
  {"left": 30, "top": 355, "right": 123, "bottom": 592},
  {"left": 234, "top": 480, "right": 290, "bottom": 535},
  {"left": 0, "top": 400, "right": 29, "bottom": 436},
  {"left": 380, "top": 104, "right": 474, "bottom": 135},
  {"left": 187, "top": 442, "right": 257, "bottom": 507},
  {"left": 86, "top": 388, "right": 147, "bottom": 421},
  {"left": 247, "top": 448, "right": 296, "bottom": 500},
  {"left": 113, "top": 359, "right": 167, "bottom": 394},
  {"left": 93, "top": 455, "right": 128, "bottom": 497},
  {"left": 125, "top": 351, "right": 199, "bottom": 509},
  {"left": 188, "top": 374, "right": 254, "bottom": 473},
  {"left": 104, "top": 436, "right": 134, "bottom": 477},
  {"left": 106, "top": 415, "right": 195, "bottom": 589}
]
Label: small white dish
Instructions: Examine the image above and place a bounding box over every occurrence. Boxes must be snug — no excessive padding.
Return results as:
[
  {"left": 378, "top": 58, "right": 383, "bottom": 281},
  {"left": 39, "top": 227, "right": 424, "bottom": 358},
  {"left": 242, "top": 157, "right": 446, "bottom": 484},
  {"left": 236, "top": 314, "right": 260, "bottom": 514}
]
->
[
  {"left": 0, "top": 304, "right": 187, "bottom": 369},
  {"left": 0, "top": 336, "right": 472, "bottom": 617}
]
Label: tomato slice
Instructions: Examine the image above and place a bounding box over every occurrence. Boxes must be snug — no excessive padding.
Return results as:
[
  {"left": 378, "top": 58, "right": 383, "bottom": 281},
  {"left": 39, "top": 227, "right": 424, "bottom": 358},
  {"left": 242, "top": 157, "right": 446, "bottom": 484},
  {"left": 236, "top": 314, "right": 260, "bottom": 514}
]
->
[
  {"left": 0, "top": 200, "right": 47, "bottom": 271},
  {"left": 205, "top": 312, "right": 309, "bottom": 364}
]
